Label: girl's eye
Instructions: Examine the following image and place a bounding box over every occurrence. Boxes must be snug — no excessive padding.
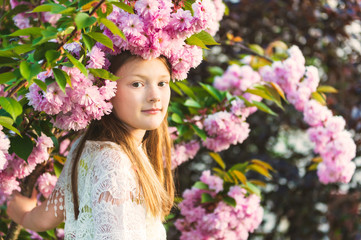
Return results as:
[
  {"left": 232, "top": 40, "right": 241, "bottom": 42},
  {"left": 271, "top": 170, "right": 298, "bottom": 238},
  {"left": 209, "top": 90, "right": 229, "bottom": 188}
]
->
[
  {"left": 131, "top": 82, "right": 143, "bottom": 88},
  {"left": 158, "top": 81, "right": 169, "bottom": 87}
]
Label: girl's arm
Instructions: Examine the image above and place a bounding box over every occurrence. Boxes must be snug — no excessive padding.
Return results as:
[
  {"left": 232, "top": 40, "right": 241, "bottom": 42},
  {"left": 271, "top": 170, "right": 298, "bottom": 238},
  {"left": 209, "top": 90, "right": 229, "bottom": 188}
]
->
[{"left": 7, "top": 189, "right": 64, "bottom": 232}]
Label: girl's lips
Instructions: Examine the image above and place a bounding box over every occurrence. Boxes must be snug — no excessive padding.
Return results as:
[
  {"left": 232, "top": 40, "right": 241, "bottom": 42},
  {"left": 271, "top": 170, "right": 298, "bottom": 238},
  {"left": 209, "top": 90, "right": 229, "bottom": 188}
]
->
[{"left": 141, "top": 109, "right": 162, "bottom": 114}]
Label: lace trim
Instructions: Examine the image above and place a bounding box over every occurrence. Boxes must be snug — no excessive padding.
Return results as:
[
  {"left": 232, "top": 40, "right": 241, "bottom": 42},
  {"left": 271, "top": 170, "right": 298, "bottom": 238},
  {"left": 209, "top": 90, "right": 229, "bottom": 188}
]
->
[{"left": 45, "top": 187, "right": 65, "bottom": 218}]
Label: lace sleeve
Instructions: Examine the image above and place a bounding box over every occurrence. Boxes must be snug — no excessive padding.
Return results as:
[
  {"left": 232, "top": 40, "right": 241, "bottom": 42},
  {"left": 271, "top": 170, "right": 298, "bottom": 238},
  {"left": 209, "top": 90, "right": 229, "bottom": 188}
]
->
[{"left": 91, "top": 146, "right": 147, "bottom": 240}]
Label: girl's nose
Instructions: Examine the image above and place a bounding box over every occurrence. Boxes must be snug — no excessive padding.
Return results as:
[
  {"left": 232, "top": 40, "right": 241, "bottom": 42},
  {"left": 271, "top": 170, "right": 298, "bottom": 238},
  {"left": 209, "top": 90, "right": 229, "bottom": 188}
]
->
[{"left": 147, "top": 85, "right": 161, "bottom": 103}]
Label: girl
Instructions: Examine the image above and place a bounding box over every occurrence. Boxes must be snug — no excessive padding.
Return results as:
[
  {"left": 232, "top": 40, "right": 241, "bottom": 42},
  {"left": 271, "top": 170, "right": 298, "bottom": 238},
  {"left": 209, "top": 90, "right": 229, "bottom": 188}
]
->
[{"left": 6, "top": 51, "right": 175, "bottom": 239}]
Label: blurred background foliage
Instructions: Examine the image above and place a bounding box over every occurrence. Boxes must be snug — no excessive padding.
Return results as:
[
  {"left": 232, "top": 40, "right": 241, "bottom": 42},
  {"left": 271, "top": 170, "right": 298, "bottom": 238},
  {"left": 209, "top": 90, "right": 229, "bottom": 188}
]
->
[{"left": 169, "top": 0, "right": 361, "bottom": 239}]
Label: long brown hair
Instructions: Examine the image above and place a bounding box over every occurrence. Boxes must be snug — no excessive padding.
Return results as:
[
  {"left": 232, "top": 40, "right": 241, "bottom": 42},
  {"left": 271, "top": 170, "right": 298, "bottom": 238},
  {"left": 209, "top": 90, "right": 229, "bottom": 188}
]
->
[{"left": 71, "top": 52, "right": 174, "bottom": 220}]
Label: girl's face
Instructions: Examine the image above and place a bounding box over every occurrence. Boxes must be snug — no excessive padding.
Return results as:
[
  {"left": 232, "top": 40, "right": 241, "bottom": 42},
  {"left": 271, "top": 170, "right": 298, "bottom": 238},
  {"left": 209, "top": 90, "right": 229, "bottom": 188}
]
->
[{"left": 111, "top": 57, "right": 171, "bottom": 135}]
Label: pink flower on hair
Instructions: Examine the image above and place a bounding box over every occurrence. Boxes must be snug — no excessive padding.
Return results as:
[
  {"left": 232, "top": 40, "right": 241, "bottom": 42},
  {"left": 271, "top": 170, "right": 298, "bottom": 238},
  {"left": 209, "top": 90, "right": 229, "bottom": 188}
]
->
[{"left": 87, "top": 46, "right": 105, "bottom": 69}]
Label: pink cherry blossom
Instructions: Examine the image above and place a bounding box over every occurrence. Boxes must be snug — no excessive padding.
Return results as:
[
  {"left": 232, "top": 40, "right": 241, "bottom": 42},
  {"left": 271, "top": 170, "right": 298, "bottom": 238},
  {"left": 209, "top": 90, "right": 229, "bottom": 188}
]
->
[
  {"left": 87, "top": 46, "right": 105, "bottom": 69},
  {"left": 37, "top": 173, "right": 58, "bottom": 198},
  {"left": 303, "top": 100, "right": 332, "bottom": 126},
  {"left": 176, "top": 171, "right": 263, "bottom": 239}
]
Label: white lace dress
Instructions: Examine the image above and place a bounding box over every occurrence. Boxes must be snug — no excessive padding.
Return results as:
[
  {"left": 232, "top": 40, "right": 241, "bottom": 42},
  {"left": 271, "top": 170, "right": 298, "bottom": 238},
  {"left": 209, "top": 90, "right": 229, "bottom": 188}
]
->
[{"left": 46, "top": 140, "right": 167, "bottom": 240}]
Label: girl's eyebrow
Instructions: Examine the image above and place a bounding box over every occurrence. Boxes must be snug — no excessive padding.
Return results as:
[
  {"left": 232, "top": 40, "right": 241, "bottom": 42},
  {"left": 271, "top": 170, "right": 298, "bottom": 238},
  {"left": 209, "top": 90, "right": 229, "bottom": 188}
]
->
[{"left": 131, "top": 74, "right": 170, "bottom": 79}]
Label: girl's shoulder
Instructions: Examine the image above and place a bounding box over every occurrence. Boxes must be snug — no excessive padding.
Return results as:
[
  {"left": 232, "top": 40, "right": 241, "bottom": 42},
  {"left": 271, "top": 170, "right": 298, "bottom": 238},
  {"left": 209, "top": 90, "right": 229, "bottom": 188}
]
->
[{"left": 82, "top": 140, "right": 131, "bottom": 167}]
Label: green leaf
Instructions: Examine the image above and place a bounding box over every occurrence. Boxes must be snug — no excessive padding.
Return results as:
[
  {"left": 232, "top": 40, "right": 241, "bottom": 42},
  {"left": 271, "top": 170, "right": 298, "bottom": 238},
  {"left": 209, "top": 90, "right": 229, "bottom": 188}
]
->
[
  {"left": 66, "top": 52, "right": 88, "bottom": 77},
  {"left": 246, "top": 88, "right": 273, "bottom": 101},
  {"left": 252, "top": 101, "right": 277, "bottom": 116},
  {"left": 111, "top": 2, "right": 134, "bottom": 14},
  {"left": 201, "top": 193, "right": 215, "bottom": 203},
  {"left": 0, "top": 97, "right": 23, "bottom": 121},
  {"left": 175, "top": 82, "right": 197, "bottom": 99},
  {"left": 245, "top": 182, "right": 261, "bottom": 197},
  {"left": 52, "top": 68, "right": 70, "bottom": 92},
  {"left": 31, "top": 4, "right": 52, "bottom": 12},
  {"left": 193, "top": 30, "right": 219, "bottom": 46},
  {"left": 247, "top": 164, "right": 271, "bottom": 179},
  {"left": 212, "top": 167, "right": 226, "bottom": 179},
  {"left": 224, "top": 2, "right": 229, "bottom": 16},
  {"left": 42, "top": 27, "right": 58, "bottom": 39},
  {"left": 86, "top": 32, "right": 113, "bottom": 50},
  {"left": 0, "top": 57, "right": 17, "bottom": 67},
  {"left": 184, "top": 99, "right": 201, "bottom": 108},
  {"left": 50, "top": 4, "right": 67, "bottom": 13},
  {"left": 263, "top": 85, "right": 284, "bottom": 109},
  {"left": 78, "top": 0, "right": 93, "bottom": 8},
  {"left": 208, "top": 66, "right": 224, "bottom": 76},
  {"left": 88, "top": 68, "right": 118, "bottom": 81},
  {"left": 229, "top": 162, "right": 248, "bottom": 172},
  {"left": 183, "top": 0, "right": 195, "bottom": 15},
  {"left": 0, "top": 44, "right": 35, "bottom": 56},
  {"left": 193, "top": 181, "right": 209, "bottom": 190},
  {"left": 99, "top": 18, "right": 126, "bottom": 40},
  {"left": 0, "top": 72, "right": 16, "bottom": 84},
  {"left": 34, "top": 42, "right": 59, "bottom": 61},
  {"left": 75, "top": 12, "right": 97, "bottom": 29},
  {"left": 33, "top": 79, "right": 48, "bottom": 92},
  {"left": 45, "top": 229, "right": 56, "bottom": 239},
  {"left": 249, "top": 44, "right": 264, "bottom": 55},
  {"left": 169, "top": 82, "right": 183, "bottom": 96},
  {"left": 45, "top": 50, "right": 61, "bottom": 65},
  {"left": 20, "top": 61, "right": 31, "bottom": 80},
  {"left": 223, "top": 196, "right": 236, "bottom": 207},
  {"left": 311, "top": 92, "right": 326, "bottom": 105},
  {"left": 9, "top": 27, "right": 42, "bottom": 36},
  {"left": 20, "top": 62, "right": 42, "bottom": 82},
  {"left": 82, "top": 34, "right": 95, "bottom": 52},
  {"left": 185, "top": 34, "right": 208, "bottom": 49},
  {"left": 0, "top": 116, "right": 21, "bottom": 135},
  {"left": 232, "top": 170, "right": 247, "bottom": 185},
  {"left": 317, "top": 85, "right": 338, "bottom": 93},
  {"left": 32, "top": 3, "right": 66, "bottom": 13},
  {"left": 32, "top": 27, "right": 58, "bottom": 46},
  {"left": 11, "top": 134, "right": 34, "bottom": 161},
  {"left": 209, "top": 152, "right": 226, "bottom": 169},
  {"left": 171, "top": 113, "right": 183, "bottom": 124},
  {"left": 176, "top": 124, "right": 189, "bottom": 136},
  {"left": 199, "top": 82, "right": 223, "bottom": 102},
  {"left": 54, "top": 160, "right": 64, "bottom": 177},
  {"left": 191, "top": 124, "right": 207, "bottom": 140}
]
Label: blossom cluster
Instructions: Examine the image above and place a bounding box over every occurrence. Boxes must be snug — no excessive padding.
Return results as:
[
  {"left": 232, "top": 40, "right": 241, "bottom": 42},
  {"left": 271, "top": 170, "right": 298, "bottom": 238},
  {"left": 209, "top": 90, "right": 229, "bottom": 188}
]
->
[
  {"left": 206, "top": 0, "right": 226, "bottom": 36},
  {"left": 37, "top": 172, "right": 58, "bottom": 198},
  {"left": 170, "top": 97, "right": 253, "bottom": 168},
  {"left": 171, "top": 140, "right": 200, "bottom": 169},
  {"left": 0, "top": 134, "right": 53, "bottom": 204},
  {"left": 260, "top": 46, "right": 317, "bottom": 112},
  {"left": 26, "top": 66, "right": 117, "bottom": 131},
  {"left": 213, "top": 64, "right": 263, "bottom": 114},
  {"left": 102, "top": 0, "right": 223, "bottom": 80},
  {"left": 259, "top": 46, "right": 356, "bottom": 183},
  {"left": 305, "top": 101, "right": 356, "bottom": 183},
  {"left": 175, "top": 170, "right": 263, "bottom": 240},
  {"left": 0, "top": 126, "right": 10, "bottom": 171},
  {"left": 203, "top": 110, "right": 250, "bottom": 152}
]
